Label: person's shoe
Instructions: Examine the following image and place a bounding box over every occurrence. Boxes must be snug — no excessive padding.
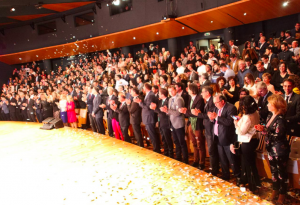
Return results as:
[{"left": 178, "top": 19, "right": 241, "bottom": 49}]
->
[
  {"left": 191, "top": 162, "right": 199, "bottom": 168},
  {"left": 270, "top": 190, "right": 278, "bottom": 201},
  {"left": 277, "top": 194, "right": 285, "bottom": 204},
  {"left": 198, "top": 164, "right": 205, "bottom": 170}
]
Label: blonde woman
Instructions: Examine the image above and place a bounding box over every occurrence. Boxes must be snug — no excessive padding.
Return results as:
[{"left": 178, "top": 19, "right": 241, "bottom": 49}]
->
[
  {"left": 66, "top": 95, "right": 77, "bottom": 128},
  {"left": 243, "top": 73, "right": 258, "bottom": 102},
  {"left": 262, "top": 73, "right": 275, "bottom": 94},
  {"left": 58, "top": 94, "right": 68, "bottom": 126}
]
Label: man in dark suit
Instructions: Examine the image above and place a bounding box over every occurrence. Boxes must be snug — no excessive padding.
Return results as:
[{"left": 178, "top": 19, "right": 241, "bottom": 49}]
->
[
  {"left": 126, "top": 87, "right": 143, "bottom": 147},
  {"left": 19, "top": 91, "right": 28, "bottom": 121},
  {"left": 252, "top": 61, "right": 268, "bottom": 81},
  {"left": 257, "top": 82, "right": 272, "bottom": 124},
  {"left": 265, "top": 47, "right": 277, "bottom": 62},
  {"left": 200, "top": 73, "right": 211, "bottom": 91},
  {"left": 188, "top": 64, "right": 199, "bottom": 81},
  {"left": 283, "top": 79, "right": 300, "bottom": 137},
  {"left": 100, "top": 81, "right": 108, "bottom": 103},
  {"left": 123, "top": 70, "right": 130, "bottom": 82},
  {"left": 74, "top": 87, "right": 83, "bottom": 108},
  {"left": 114, "top": 93, "right": 131, "bottom": 143},
  {"left": 135, "top": 83, "right": 161, "bottom": 153},
  {"left": 208, "top": 94, "right": 240, "bottom": 181},
  {"left": 179, "top": 83, "right": 205, "bottom": 169},
  {"left": 151, "top": 88, "right": 173, "bottom": 158},
  {"left": 27, "top": 95, "right": 36, "bottom": 122},
  {"left": 192, "top": 86, "right": 219, "bottom": 175},
  {"left": 92, "top": 87, "right": 105, "bottom": 135},
  {"left": 86, "top": 87, "right": 97, "bottom": 132},
  {"left": 161, "top": 85, "right": 188, "bottom": 163},
  {"left": 7, "top": 93, "right": 17, "bottom": 121},
  {"left": 278, "top": 43, "right": 294, "bottom": 64},
  {"left": 256, "top": 36, "right": 269, "bottom": 57},
  {"left": 100, "top": 87, "right": 118, "bottom": 137}
]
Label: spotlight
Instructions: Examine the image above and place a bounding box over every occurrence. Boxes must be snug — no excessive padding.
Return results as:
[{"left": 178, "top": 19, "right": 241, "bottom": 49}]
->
[
  {"left": 162, "top": 16, "right": 167, "bottom": 20},
  {"left": 133, "top": 37, "right": 136, "bottom": 40},
  {"left": 244, "top": 13, "right": 247, "bottom": 16},
  {"left": 283, "top": 1, "right": 288, "bottom": 6},
  {"left": 182, "top": 27, "right": 185, "bottom": 29},
  {"left": 112, "top": 0, "right": 120, "bottom": 6},
  {"left": 10, "top": 7, "right": 15, "bottom": 12},
  {"left": 156, "top": 32, "right": 159, "bottom": 35},
  {"left": 211, "top": 21, "right": 213, "bottom": 23}
]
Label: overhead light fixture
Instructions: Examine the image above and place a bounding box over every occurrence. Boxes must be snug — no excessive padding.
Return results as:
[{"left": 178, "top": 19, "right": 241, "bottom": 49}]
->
[
  {"left": 156, "top": 32, "right": 159, "bottom": 35},
  {"left": 244, "top": 12, "right": 247, "bottom": 16},
  {"left": 211, "top": 21, "right": 213, "bottom": 23},
  {"left": 112, "top": 41, "right": 114, "bottom": 43},
  {"left": 133, "top": 37, "right": 136, "bottom": 40},
  {"left": 283, "top": 1, "right": 288, "bottom": 6},
  {"left": 182, "top": 27, "right": 185, "bottom": 29},
  {"left": 112, "top": 0, "right": 120, "bottom": 6},
  {"left": 107, "top": 4, "right": 109, "bottom": 6},
  {"left": 10, "top": 7, "right": 15, "bottom": 12}
]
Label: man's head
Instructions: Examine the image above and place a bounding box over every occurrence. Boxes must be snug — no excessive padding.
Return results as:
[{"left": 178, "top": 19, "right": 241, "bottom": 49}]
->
[
  {"left": 283, "top": 79, "right": 295, "bottom": 95},
  {"left": 238, "top": 60, "right": 246, "bottom": 72},
  {"left": 229, "top": 40, "right": 234, "bottom": 46},
  {"left": 160, "top": 75, "right": 168, "bottom": 84},
  {"left": 220, "top": 63, "right": 228, "bottom": 72},
  {"left": 292, "top": 41, "right": 299, "bottom": 48},
  {"left": 92, "top": 87, "right": 99, "bottom": 95},
  {"left": 265, "top": 47, "right": 273, "bottom": 55},
  {"left": 143, "top": 83, "right": 152, "bottom": 93},
  {"left": 260, "top": 36, "right": 266, "bottom": 43},
  {"left": 256, "top": 61, "right": 265, "bottom": 72},
  {"left": 159, "top": 88, "right": 168, "bottom": 99},
  {"left": 130, "top": 87, "right": 139, "bottom": 97},
  {"left": 201, "top": 86, "right": 213, "bottom": 100},
  {"left": 285, "top": 30, "right": 291, "bottom": 38},
  {"left": 256, "top": 82, "right": 268, "bottom": 97},
  {"left": 213, "top": 94, "right": 227, "bottom": 109},
  {"left": 152, "top": 85, "right": 159, "bottom": 94},
  {"left": 168, "top": 85, "right": 177, "bottom": 97},
  {"left": 107, "top": 87, "right": 114, "bottom": 96},
  {"left": 188, "top": 83, "right": 198, "bottom": 96},
  {"left": 175, "top": 83, "right": 184, "bottom": 93},
  {"left": 281, "top": 42, "right": 288, "bottom": 52},
  {"left": 118, "top": 93, "right": 126, "bottom": 102}
]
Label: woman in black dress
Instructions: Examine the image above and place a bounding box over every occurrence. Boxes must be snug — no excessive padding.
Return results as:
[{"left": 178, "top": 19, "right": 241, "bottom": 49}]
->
[
  {"left": 255, "top": 94, "right": 289, "bottom": 203},
  {"left": 271, "top": 62, "right": 289, "bottom": 93},
  {"left": 222, "top": 76, "right": 240, "bottom": 105}
]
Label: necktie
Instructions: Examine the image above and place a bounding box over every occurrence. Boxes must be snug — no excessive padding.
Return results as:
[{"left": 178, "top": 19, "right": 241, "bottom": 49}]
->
[
  {"left": 285, "top": 96, "right": 289, "bottom": 104},
  {"left": 89, "top": 94, "right": 91, "bottom": 100},
  {"left": 214, "top": 109, "right": 222, "bottom": 136},
  {"left": 170, "top": 98, "right": 175, "bottom": 108}
]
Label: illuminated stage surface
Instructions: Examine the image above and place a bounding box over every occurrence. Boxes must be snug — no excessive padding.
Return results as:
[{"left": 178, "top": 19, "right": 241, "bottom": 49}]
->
[{"left": 0, "top": 122, "right": 272, "bottom": 205}]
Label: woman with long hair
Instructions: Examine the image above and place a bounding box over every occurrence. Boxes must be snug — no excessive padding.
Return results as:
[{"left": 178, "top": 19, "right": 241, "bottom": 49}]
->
[
  {"left": 231, "top": 96, "right": 261, "bottom": 192},
  {"left": 271, "top": 62, "right": 289, "bottom": 93},
  {"left": 255, "top": 95, "right": 289, "bottom": 203},
  {"left": 222, "top": 76, "right": 240, "bottom": 105},
  {"left": 242, "top": 41, "right": 258, "bottom": 64},
  {"left": 243, "top": 73, "right": 258, "bottom": 101},
  {"left": 66, "top": 95, "right": 77, "bottom": 128}
]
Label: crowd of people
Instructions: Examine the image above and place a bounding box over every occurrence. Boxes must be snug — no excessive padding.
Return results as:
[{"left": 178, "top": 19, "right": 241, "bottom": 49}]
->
[{"left": 1, "top": 22, "right": 300, "bottom": 203}]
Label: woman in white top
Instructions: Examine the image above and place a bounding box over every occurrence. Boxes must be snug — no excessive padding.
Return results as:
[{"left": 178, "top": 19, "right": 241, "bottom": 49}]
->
[
  {"left": 243, "top": 73, "right": 258, "bottom": 102},
  {"left": 58, "top": 94, "right": 68, "bottom": 126},
  {"left": 230, "top": 96, "right": 261, "bottom": 193}
]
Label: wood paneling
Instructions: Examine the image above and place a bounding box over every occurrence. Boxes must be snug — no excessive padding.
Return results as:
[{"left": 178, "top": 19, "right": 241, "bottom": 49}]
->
[
  {"left": 42, "top": 1, "right": 96, "bottom": 12},
  {"left": 8, "top": 13, "right": 55, "bottom": 21},
  {"left": 0, "top": 22, "right": 13, "bottom": 26},
  {"left": 0, "top": 20, "right": 196, "bottom": 65}
]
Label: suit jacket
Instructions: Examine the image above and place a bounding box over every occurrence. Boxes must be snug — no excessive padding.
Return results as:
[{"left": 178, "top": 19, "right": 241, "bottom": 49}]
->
[
  {"left": 8, "top": 97, "right": 17, "bottom": 113},
  {"left": 127, "top": 97, "right": 142, "bottom": 125},
  {"left": 257, "top": 42, "right": 269, "bottom": 57},
  {"left": 185, "top": 94, "right": 205, "bottom": 130},
  {"left": 200, "top": 80, "right": 211, "bottom": 92},
  {"left": 139, "top": 91, "right": 158, "bottom": 125},
  {"left": 27, "top": 98, "right": 35, "bottom": 114},
  {"left": 284, "top": 93, "right": 300, "bottom": 136},
  {"left": 106, "top": 95, "right": 118, "bottom": 119},
  {"left": 197, "top": 96, "right": 216, "bottom": 137},
  {"left": 167, "top": 94, "right": 185, "bottom": 129},
  {"left": 92, "top": 94, "right": 104, "bottom": 118},
  {"left": 115, "top": 101, "right": 130, "bottom": 127},
  {"left": 154, "top": 97, "right": 170, "bottom": 129},
  {"left": 19, "top": 97, "right": 28, "bottom": 114},
  {"left": 258, "top": 92, "right": 272, "bottom": 124},
  {"left": 86, "top": 93, "right": 94, "bottom": 113},
  {"left": 189, "top": 71, "right": 199, "bottom": 81},
  {"left": 123, "top": 74, "right": 130, "bottom": 82},
  {"left": 212, "top": 103, "right": 237, "bottom": 146},
  {"left": 179, "top": 91, "right": 189, "bottom": 108}
]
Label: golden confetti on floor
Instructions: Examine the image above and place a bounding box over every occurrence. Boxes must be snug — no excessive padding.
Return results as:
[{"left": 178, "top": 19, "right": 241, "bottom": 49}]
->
[{"left": 0, "top": 122, "right": 272, "bottom": 205}]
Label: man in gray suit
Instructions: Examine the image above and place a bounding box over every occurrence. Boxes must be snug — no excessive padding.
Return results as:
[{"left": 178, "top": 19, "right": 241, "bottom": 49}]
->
[
  {"left": 135, "top": 83, "right": 161, "bottom": 153},
  {"left": 137, "top": 77, "right": 144, "bottom": 93},
  {"left": 161, "top": 85, "right": 188, "bottom": 164}
]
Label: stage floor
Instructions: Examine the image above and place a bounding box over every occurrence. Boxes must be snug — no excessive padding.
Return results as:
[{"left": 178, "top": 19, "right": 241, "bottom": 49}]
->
[{"left": 0, "top": 122, "right": 271, "bottom": 205}]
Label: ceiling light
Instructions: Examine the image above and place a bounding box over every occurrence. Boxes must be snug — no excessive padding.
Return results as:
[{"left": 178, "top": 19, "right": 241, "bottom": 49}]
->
[
  {"left": 156, "top": 32, "right": 159, "bottom": 35},
  {"left": 112, "top": 0, "right": 120, "bottom": 6},
  {"left": 133, "top": 37, "right": 136, "bottom": 40},
  {"left": 283, "top": 1, "right": 288, "bottom": 6},
  {"left": 107, "top": 4, "right": 109, "bottom": 6},
  {"left": 211, "top": 21, "right": 213, "bottom": 23},
  {"left": 182, "top": 27, "right": 185, "bottom": 29},
  {"left": 244, "top": 13, "right": 247, "bottom": 16},
  {"left": 112, "top": 41, "right": 114, "bottom": 43},
  {"left": 10, "top": 7, "right": 15, "bottom": 12}
]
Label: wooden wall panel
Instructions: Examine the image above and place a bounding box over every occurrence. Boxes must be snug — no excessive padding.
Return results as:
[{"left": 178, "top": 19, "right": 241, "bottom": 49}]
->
[
  {"left": 42, "top": 1, "right": 95, "bottom": 12},
  {"left": 8, "top": 14, "right": 55, "bottom": 21}
]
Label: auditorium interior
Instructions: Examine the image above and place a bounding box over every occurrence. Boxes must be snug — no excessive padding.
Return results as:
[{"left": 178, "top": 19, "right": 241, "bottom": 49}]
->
[{"left": 1, "top": 0, "right": 300, "bottom": 204}]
